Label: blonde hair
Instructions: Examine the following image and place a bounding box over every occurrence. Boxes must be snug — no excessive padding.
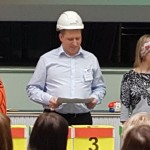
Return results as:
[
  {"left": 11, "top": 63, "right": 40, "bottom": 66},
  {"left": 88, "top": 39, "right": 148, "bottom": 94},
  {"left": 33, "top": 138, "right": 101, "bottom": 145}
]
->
[
  {"left": 122, "top": 112, "right": 150, "bottom": 139},
  {"left": 134, "top": 34, "right": 150, "bottom": 68}
]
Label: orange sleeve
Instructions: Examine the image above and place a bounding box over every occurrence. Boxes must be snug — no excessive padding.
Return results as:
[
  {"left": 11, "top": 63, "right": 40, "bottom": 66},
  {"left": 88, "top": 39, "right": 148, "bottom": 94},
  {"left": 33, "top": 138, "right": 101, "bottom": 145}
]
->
[{"left": 0, "top": 81, "right": 7, "bottom": 114}]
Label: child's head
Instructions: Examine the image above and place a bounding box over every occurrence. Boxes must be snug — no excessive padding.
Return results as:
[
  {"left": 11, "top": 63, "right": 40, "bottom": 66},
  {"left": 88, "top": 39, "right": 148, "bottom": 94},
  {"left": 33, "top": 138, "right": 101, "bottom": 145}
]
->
[
  {"left": 122, "top": 112, "right": 150, "bottom": 139},
  {"left": 122, "top": 124, "right": 150, "bottom": 150}
]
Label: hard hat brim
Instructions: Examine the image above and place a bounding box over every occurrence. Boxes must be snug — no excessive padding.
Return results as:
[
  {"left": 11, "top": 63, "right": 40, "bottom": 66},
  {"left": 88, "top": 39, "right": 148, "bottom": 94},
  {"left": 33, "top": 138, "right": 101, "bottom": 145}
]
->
[{"left": 56, "top": 25, "right": 84, "bottom": 31}]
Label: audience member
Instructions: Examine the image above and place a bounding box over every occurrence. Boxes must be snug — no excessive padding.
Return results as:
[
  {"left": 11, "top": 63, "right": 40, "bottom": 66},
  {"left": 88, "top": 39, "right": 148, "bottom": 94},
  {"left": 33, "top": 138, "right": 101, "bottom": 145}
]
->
[
  {"left": 28, "top": 112, "right": 69, "bottom": 150},
  {"left": 122, "top": 112, "right": 150, "bottom": 139},
  {"left": 0, "top": 113, "right": 13, "bottom": 150},
  {"left": 120, "top": 111, "right": 150, "bottom": 149},
  {"left": 121, "top": 124, "right": 150, "bottom": 150}
]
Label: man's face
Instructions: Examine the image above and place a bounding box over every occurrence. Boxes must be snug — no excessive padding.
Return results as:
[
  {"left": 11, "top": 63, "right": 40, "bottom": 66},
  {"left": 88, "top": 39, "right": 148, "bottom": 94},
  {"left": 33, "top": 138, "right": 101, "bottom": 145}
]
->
[{"left": 59, "top": 29, "right": 82, "bottom": 56}]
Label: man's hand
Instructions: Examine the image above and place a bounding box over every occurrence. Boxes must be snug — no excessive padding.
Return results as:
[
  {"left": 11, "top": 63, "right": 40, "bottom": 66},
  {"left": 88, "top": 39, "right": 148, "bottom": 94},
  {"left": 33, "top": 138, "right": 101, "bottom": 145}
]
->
[
  {"left": 85, "top": 98, "right": 97, "bottom": 109},
  {"left": 49, "top": 97, "right": 61, "bottom": 110}
]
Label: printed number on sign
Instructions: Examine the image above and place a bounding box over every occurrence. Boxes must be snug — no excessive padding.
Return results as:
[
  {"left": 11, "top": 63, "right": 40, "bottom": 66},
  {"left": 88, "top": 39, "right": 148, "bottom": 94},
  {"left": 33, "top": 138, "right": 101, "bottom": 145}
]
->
[{"left": 88, "top": 137, "right": 99, "bottom": 150}]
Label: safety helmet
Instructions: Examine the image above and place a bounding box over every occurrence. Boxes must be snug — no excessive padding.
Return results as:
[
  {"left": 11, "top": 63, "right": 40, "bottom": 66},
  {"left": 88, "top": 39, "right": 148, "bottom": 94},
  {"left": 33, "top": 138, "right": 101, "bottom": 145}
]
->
[{"left": 56, "top": 11, "right": 84, "bottom": 31}]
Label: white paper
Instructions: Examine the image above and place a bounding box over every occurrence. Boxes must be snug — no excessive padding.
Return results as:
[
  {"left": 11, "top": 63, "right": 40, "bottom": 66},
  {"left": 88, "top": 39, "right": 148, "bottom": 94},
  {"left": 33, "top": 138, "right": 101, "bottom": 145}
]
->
[{"left": 57, "top": 97, "right": 94, "bottom": 103}]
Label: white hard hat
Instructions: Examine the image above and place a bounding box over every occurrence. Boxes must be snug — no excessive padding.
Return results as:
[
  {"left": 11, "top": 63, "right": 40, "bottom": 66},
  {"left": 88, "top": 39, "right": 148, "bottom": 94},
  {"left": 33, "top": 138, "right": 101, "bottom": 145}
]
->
[{"left": 56, "top": 11, "right": 84, "bottom": 31}]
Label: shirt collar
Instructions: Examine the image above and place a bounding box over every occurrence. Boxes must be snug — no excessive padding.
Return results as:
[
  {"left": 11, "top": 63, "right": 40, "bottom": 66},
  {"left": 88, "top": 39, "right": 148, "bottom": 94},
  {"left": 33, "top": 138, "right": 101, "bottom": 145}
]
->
[{"left": 58, "top": 45, "right": 83, "bottom": 57}]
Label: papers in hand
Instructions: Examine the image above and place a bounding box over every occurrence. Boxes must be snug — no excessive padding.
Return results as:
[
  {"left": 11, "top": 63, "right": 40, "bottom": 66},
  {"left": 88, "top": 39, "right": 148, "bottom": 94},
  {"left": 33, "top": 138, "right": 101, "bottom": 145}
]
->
[{"left": 57, "top": 97, "right": 94, "bottom": 103}]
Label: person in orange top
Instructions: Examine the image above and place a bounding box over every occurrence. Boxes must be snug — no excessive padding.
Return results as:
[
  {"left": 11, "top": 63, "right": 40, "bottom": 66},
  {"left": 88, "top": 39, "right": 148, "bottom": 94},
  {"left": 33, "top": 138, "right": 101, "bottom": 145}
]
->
[{"left": 0, "top": 79, "right": 6, "bottom": 114}]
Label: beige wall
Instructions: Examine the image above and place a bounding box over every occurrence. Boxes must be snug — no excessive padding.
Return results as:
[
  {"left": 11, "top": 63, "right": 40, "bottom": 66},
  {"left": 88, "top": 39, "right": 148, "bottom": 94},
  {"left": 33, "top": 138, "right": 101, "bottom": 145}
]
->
[{"left": 0, "top": 1, "right": 150, "bottom": 22}]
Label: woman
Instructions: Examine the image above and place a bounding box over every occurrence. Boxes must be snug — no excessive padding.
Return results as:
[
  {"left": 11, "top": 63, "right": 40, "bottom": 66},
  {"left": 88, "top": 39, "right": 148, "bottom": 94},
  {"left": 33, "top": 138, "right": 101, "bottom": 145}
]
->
[
  {"left": 28, "top": 112, "right": 68, "bottom": 150},
  {"left": 120, "top": 34, "right": 150, "bottom": 123}
]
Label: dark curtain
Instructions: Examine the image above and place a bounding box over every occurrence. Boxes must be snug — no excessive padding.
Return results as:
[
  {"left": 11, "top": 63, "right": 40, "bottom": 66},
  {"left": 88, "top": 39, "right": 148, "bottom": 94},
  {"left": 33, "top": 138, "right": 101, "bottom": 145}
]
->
[
  {"left": 82, "top": 22, "right": 119, "bottom": 67},
  {"left": 2, "top": 22, "right": 149, "bottom": 67}
]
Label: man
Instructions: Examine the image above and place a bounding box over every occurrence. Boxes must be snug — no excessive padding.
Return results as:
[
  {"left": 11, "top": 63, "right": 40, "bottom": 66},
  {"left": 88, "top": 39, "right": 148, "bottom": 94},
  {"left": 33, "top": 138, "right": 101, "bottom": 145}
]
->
[{"left": 26, "top": 11, "right": 106, "bottom": 125}]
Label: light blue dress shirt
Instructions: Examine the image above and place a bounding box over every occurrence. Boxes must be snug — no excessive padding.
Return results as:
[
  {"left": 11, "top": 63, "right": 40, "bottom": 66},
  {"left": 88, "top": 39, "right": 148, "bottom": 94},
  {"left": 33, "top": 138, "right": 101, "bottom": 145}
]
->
[{"left": 26, "top": 45, "right": 106, "bottom": 114}]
